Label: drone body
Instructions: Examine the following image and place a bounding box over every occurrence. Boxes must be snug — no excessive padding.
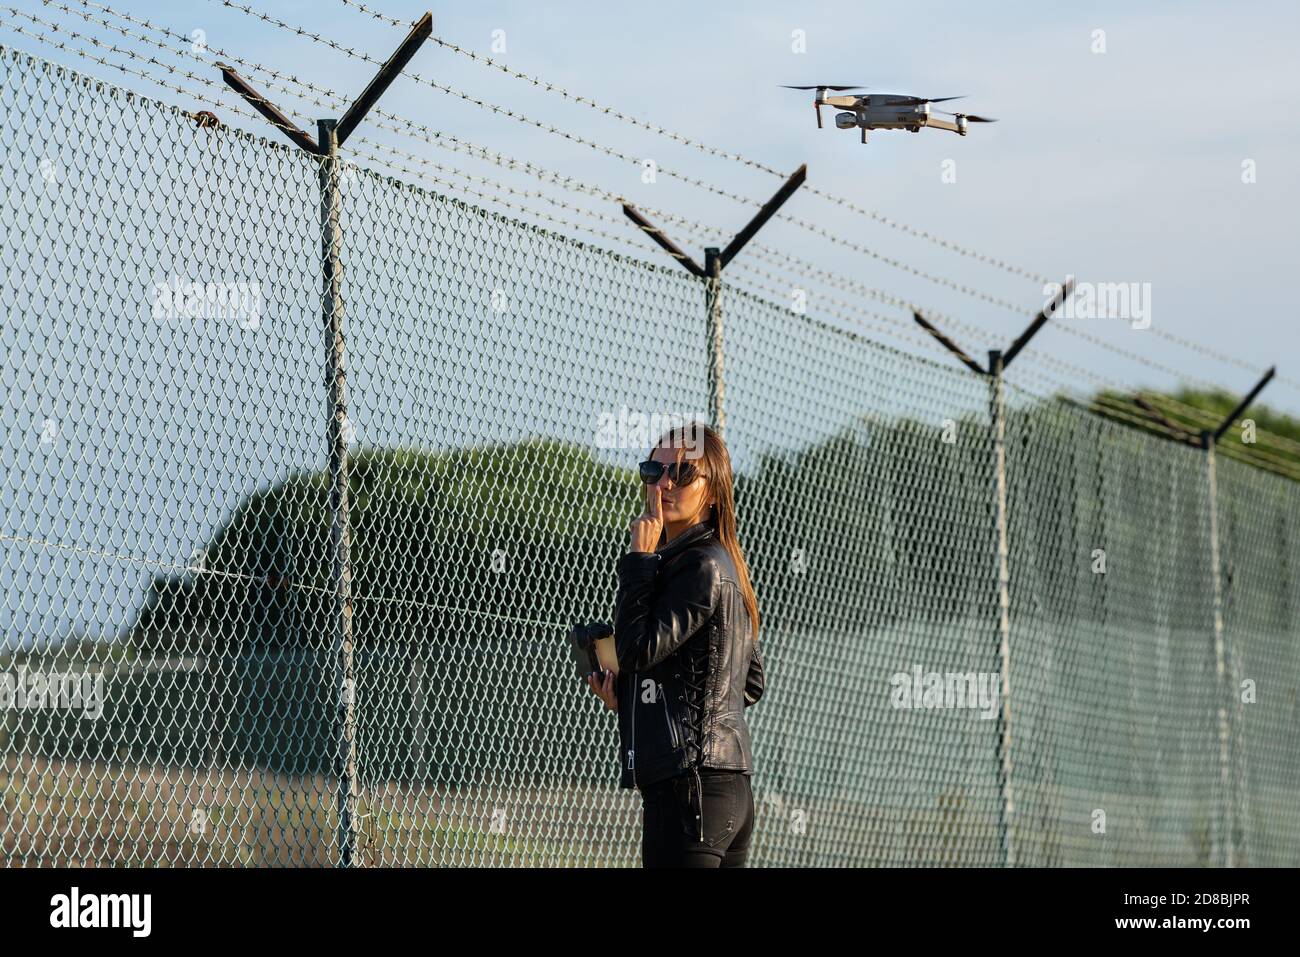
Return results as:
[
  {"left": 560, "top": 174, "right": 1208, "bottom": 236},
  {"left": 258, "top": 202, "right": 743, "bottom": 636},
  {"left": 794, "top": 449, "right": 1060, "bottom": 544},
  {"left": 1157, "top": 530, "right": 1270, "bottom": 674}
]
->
[{"left": 783, "top": 86, "right": 996, "bottom": 143}]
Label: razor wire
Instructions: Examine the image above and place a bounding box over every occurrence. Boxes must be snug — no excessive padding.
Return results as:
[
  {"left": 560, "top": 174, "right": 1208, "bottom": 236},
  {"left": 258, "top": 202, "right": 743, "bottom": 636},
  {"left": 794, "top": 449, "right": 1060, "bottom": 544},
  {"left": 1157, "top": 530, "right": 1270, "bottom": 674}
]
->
[
  {"left": 11, "top": 0, "right": 1291, "bottom": 422},
  {"left": 2, "top": 48, "right": 1298, "bottom": 868},
  {"left": 266, "top": 0, "right": 1300, "bottom": 393}
]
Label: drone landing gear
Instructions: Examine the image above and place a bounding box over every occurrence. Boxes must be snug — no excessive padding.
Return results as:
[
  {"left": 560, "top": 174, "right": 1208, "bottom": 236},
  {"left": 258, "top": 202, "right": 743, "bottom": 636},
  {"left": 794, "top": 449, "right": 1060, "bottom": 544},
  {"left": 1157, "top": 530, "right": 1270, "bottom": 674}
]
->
[{"left": 861, "top": 127, "right": 867, "bottom": 144}]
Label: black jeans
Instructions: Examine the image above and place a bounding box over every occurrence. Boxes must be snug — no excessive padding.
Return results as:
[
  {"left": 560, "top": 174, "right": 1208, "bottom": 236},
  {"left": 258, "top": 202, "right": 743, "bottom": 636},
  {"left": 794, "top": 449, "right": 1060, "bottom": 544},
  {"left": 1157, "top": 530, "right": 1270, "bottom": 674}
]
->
[{"left": 639, "top": 768, "right": 754, "bottom": 868}]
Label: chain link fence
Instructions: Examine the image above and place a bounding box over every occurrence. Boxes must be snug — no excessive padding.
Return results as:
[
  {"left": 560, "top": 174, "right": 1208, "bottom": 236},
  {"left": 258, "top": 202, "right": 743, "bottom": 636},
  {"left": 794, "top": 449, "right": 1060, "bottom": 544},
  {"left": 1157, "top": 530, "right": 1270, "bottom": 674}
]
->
[{"left": 2, "top": 48, "right": 1298, "bottom": 867}]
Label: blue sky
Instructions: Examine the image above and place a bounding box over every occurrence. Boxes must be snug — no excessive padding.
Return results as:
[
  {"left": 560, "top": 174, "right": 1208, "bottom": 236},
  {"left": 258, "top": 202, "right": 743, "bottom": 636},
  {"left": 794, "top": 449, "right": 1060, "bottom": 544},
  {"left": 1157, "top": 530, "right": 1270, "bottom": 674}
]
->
[{"left": 2, "top": 0, "right": 1296, "bottom": 413}]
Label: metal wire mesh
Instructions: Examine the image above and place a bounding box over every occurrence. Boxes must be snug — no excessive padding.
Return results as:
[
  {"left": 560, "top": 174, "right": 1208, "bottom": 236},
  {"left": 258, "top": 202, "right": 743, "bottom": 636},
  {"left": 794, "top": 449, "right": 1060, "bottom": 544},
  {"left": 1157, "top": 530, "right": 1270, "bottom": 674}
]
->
[{"left": 2, "top": 48, "right": 1298, "bottom": 867}]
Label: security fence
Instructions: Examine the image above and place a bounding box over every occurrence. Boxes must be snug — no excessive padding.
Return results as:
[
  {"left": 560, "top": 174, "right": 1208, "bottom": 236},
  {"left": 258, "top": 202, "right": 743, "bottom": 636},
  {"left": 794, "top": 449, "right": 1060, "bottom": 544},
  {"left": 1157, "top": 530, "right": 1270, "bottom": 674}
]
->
[{"left": 2, "top": 47, "right": 1298, "bottom": 868}]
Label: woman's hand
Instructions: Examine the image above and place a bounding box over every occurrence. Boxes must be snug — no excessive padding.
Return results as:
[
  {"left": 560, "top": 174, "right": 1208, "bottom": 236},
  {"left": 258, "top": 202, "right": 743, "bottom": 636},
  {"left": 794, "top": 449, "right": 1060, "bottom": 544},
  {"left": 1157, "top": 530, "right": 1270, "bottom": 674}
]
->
[
  {"left": 586, "top": 669, "right": 617, "bottom": 711},
  {"left": 629, "top": 483, "right": 663, "bottom": 553}
]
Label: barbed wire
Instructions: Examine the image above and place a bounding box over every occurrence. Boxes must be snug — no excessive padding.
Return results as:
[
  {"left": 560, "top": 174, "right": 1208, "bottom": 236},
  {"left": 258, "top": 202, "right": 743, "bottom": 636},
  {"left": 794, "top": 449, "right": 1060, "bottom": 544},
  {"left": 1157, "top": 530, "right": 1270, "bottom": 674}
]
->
[
  {"left": 324, "top": 0, "right": 1296, "bottom": 393},
  {"left": 43, "top": 0, "right": 1297, "bottom": 402},
  {"left": 734, "top": 231, "right": 1300, "bottom": 437},
  {"left": 8, "top": 1, "right": 1298, "bottom": 462},
  {"left": 36, "top": 0, "right": 670, "bottom": 213},
  {"left": 330, "top": 0, "right": 1058, "bottom": 286},
  {"left": 722, "top": 260, "right": 1289, "bottom": 457},
  {"left": 527, "top": 164, "right": 1300, "bottom": 463},
  {"left": 1137, "top": 391, "right": 1300, "bottom": 457},
  {"left": 0, "top": 2, "right": 707, "bottom": 272},
  {"left": 997, "top": 376, "right": 1300, "bottom": 481},
  {"left": 317, "top": 128, "right": 947, "bottom": 361},
  {"left": 1021, "top": 346, "right": 1300, "bottom": 461},
  {"left": 0, "top": 27, "right": 1028, "bottom": 475},
  {"left": 0, "top": 15, "right": 934, "bottom": 390},
  {"left": 348, "top": 147, "right": 1300, "bottom": 473},
  {"left": 206, "top": 0, "right": 1098, "bottom": 311},
  {"left": 0, "top": 19, "right": 974, "bottom": 452},
  {"left": 0, "top": 3, "right": 323, "bottom": 145},
  {"left": 290, "top": 117, "right": 1255, "bottom": 432},
  {"left": 1085, "top": 395, "right": 1300, "bottom": 481},
  {"left": 8, "top": 0, "right": 1024, "bottom": 329}
]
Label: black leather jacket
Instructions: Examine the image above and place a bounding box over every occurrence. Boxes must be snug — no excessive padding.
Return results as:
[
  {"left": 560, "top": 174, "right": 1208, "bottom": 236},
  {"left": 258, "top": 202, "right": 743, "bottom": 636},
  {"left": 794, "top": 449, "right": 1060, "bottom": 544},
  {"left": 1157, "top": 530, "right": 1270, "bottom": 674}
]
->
[{"left": 608, "top": 517, "right": 765, "bottom": 809}]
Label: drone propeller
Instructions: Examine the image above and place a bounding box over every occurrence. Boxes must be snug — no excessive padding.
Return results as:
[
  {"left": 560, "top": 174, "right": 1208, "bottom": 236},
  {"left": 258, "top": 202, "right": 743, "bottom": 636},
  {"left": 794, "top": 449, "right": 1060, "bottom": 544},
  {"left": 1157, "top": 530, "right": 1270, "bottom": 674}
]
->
[
  {"left": 880, "top": 94, "right": 966, "bottom": 106},
  {"left": 936, "top": 109, "right": 997, "bottom": 122},
  {"left": 782, "top": 85, "right": 867, "bottom": 128}
]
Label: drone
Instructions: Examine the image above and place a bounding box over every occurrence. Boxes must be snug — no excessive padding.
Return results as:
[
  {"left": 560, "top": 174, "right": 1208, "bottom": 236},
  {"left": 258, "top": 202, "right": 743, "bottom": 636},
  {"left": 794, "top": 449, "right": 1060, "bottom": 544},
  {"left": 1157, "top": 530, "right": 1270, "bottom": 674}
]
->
[{"left": 783, "top": 85, "right": 996, "bottom": 143}]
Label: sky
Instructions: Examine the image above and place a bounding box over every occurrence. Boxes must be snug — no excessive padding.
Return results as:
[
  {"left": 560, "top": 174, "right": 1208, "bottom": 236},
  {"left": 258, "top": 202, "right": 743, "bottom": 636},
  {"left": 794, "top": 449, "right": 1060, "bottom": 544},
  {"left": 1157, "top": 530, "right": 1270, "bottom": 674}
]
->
[{"left": 2, "top": 0, "right": 1297, "bottom": 414}]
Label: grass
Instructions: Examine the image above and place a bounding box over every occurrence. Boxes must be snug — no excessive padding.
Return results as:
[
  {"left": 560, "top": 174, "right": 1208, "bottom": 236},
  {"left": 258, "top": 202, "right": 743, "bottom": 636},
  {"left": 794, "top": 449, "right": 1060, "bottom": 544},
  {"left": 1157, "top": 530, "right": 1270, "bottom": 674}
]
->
[
  {"left": 6, "top": 753, "right": 1249, "bottom": 866},
  {"left": 1, "top": 752, "right": 638, "bottom": 867}
]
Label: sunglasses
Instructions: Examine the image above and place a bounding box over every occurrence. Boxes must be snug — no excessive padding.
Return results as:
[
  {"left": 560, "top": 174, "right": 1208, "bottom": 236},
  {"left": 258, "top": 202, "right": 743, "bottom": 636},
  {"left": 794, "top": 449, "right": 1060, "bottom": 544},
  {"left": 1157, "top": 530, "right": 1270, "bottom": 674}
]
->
[{"left": 638, "top": 459, "right": 705, "bottom": 486}]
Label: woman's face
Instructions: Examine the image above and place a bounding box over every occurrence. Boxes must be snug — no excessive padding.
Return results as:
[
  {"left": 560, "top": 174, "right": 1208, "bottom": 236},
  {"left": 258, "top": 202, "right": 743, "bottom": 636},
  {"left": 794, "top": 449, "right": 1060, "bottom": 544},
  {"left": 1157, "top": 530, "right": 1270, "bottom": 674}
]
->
[{"left": 649, "top": 444, "right": 713, "bottom": 525}]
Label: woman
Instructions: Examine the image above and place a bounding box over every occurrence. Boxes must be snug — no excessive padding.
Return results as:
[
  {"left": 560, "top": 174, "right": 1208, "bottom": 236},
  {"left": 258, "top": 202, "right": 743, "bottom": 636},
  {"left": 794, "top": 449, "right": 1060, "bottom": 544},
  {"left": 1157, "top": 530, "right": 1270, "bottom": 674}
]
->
[{"left": 584, "top": 423, "right": 765, "bottom": 867}]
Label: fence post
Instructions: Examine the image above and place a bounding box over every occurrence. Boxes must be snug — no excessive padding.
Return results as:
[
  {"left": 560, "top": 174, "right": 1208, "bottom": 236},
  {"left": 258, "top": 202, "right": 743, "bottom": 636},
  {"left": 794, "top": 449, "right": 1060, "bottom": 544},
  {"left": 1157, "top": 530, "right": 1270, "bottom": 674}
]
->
[
  {"left": 1134, "top": 380, "right": 1283, "bottom": 867},
  {"left": 910, "top": 281, "right": 1072, "bottom": 869},
  {"left": 1200, "top": 429, "right": 1234, "bottom": 868},
  {"left": 318, "top": 118, "right": 360, "bottom": 868},
  {"left": 218, "top": 13, "right": 433, "bottom": 869},
  {"left": 621, "top": 165, "right": 806, "bottom": 439},
  {"left": 704, "top": 247, "right": 725, "bottom": 436},
  {"left": 988, "top": 349, "right": 1015, "bottom": 869},
  {"left": 1193, "top": 367, "right": 1273, "bottom": 868}
]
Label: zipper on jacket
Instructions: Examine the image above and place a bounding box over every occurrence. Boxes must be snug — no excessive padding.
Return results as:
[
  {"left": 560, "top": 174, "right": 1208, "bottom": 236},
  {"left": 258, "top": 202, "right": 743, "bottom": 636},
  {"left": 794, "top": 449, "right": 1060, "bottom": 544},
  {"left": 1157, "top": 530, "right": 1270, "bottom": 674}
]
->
[
  {"left": 627, "top": 669, "right": 636, "bottom": 774},
  {"left": 662, "top": 687, "right": 679, "bottom": 750}
]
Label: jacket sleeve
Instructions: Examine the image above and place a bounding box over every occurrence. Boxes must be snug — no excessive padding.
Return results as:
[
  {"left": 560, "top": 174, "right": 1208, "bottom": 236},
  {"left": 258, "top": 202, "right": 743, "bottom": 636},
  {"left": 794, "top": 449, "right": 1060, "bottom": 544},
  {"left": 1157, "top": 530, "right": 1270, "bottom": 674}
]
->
[
  {"left": 613, "top": 549, "right": 719, "bottom": 673},
  {"left": 744, "top": 638, "right": 765, "bottom": 708}
]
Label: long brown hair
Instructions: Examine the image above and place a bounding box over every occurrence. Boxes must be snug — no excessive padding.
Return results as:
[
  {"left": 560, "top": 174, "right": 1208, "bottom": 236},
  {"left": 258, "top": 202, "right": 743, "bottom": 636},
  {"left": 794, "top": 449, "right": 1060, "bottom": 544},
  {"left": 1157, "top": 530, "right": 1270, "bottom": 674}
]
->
[{"left": 651, "top": 423, "right": 760, "bottom": 642}]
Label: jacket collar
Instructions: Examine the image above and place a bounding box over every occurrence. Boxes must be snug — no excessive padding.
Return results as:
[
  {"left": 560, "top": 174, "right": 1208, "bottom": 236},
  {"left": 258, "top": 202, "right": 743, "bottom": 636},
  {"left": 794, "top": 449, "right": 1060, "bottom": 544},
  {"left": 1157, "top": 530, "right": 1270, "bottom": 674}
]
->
[{"left": 656, "top": 517, "right": 717, "bottom": 562}]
